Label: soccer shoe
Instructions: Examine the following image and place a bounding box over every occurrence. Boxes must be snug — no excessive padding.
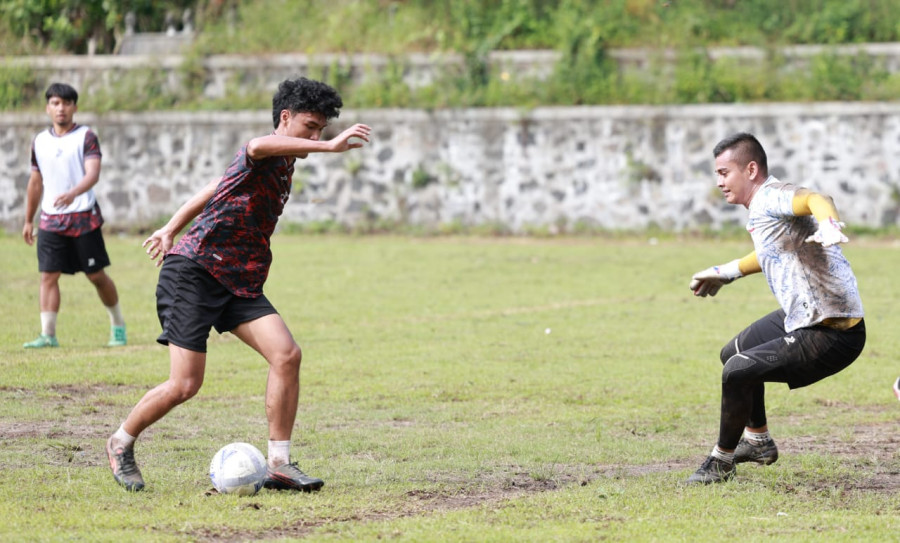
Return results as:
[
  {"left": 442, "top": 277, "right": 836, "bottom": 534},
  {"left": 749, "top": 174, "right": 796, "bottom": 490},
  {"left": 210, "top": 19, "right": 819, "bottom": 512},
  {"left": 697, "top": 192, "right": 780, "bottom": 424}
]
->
[
  {"left": 107, "top": 325, "right": 127, "bottom": 347},
  {"left": 23, "top": 334, "right": 59, "bottom": 349},
  {"left": 734, "top": 436, "right": 779, "bottom": 465},
  {"left": 263, "top": 463, "right": 324, "bottom": 492},
  {"left": 686, "top": 455, "right": 736, "bottom": 484},
  {"left": 106, "top": 437, "right": 145, "bottom": 492},
  {"left": 893, "top": 377, "right": 900, "bottom": 402}
]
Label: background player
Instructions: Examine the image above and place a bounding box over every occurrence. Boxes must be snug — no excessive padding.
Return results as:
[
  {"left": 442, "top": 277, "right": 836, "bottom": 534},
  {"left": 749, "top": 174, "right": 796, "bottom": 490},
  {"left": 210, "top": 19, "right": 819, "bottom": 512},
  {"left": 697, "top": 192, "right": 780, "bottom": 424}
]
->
[{"left": 22, "top": 82, "right": 126, "bottom": 349}]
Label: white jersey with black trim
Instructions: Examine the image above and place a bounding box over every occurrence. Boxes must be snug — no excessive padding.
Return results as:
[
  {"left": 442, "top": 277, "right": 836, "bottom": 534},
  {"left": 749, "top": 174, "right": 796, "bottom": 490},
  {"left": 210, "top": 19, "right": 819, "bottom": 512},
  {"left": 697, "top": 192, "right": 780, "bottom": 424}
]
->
[
  {"left": 746, "top": 176, "right": 864, "bottom": 332},
  {"left": 32, "top": 125, "right": 97, "bottom": 215}
]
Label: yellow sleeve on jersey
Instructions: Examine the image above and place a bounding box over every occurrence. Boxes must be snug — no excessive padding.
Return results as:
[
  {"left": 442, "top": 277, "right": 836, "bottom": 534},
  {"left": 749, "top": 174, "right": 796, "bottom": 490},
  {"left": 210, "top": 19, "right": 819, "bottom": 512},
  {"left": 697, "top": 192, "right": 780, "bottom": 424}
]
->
[
  {"left": 737, "top": 251, "right": 761, "bottom": 276},
  {"left": 792, "top": 189, "right": 841, "bottom": 223}
]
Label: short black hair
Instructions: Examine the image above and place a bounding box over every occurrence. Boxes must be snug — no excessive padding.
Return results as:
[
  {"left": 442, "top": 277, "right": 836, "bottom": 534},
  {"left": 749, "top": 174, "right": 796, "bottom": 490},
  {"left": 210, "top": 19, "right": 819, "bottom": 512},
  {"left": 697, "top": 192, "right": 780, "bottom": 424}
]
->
[
  {"left": 45, "top": 82, "right": 78, "bottom": 104},
  {"left": 271, "top": 77, "right": 343, "bottom": 128},
  {"left": 713, "top": 132, "right": 768, "bottom": 173}
]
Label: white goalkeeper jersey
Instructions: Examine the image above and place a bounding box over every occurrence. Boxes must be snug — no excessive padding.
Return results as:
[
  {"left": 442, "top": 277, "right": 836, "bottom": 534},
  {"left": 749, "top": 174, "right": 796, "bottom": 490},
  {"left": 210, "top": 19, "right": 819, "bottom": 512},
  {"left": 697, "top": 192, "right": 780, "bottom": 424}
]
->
[{"left": 746, "top": 176, "right": 864, "bottom": 332}]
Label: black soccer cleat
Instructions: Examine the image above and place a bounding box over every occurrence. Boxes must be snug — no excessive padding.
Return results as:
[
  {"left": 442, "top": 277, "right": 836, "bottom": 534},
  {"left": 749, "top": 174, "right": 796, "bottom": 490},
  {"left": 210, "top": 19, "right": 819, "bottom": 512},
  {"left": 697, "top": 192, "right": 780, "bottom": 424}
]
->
[
  {"left": 106, "top": 437, "right": 145, "bottom": 492},
  {"left": 734, "top": 437, "right": 779, "bottom": 465},
  {"left": 686, "top": 455, "right": 736, "bottom": 484},
  {"left": 263, "top": 462, "right": 324, "bottom": 492}
]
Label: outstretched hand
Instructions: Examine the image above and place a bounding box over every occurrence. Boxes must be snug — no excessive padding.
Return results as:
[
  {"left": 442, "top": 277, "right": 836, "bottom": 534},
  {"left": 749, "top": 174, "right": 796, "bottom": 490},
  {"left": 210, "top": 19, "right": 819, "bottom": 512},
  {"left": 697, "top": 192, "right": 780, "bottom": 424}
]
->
[
  {"left": 689, "top": 260, "right": 743, "bottom": 297},
  {"left": 142, "top": 228, "right": 175, "bottom": 267},
  {"left": 329, "top": 123, "right": 371, "bottom": 152},
  {"left": 805, "top": 217, "right": 848, "bottom": 247}
]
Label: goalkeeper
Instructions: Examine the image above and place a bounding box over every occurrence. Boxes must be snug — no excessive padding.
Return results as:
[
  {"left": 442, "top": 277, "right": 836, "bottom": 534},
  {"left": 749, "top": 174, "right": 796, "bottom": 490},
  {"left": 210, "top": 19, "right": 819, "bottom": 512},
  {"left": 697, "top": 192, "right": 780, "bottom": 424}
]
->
[{"left": 686, "top": 132, "right": 865, "bottom": 484}]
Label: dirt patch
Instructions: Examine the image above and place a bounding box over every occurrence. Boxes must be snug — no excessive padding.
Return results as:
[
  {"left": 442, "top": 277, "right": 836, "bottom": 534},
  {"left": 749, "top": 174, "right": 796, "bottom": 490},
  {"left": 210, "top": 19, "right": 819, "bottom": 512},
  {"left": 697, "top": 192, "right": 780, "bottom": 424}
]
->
[
  {"left": 3, "top": 384, "right": 896, "bottom": 541},
  {"left": 187, "top": 417, "right": 899, "bottom": 542}
]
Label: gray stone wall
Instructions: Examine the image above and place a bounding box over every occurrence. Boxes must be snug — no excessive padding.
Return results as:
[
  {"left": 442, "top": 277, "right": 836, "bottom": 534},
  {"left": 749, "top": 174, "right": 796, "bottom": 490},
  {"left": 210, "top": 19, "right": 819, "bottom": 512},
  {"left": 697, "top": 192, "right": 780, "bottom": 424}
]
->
[
  {"left": 2, "top": 102, "right": 899, "bottom": 233},
  {"left": 8, "top": 44, "right": 900, "bottom": 102}
]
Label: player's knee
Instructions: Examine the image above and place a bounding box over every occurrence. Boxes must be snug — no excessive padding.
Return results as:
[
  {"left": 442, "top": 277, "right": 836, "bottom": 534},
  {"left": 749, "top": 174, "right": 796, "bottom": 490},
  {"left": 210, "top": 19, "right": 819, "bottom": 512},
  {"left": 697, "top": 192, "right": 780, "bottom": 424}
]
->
[
  {"left": 720, "top": 340, "right": 738, "bottom": 366},
  {"left": 269, "top": 343, "right": 301, "bottom": 373},
  {"left": 721, "top": 355, "right": 756, "bottom": 385},
  {"left": 86, "top": 270, "right": 109, "bottom": 286},
  {"left": 168, "top": 378, "right": 203, "bottom": 403}
]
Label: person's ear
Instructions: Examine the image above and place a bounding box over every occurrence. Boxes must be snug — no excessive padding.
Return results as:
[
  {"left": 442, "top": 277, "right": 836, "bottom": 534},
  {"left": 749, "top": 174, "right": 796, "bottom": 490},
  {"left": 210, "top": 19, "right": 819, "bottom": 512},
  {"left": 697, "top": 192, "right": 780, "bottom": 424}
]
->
[{"left": 746, "top": 160, "right": 759, "bottom": 180}]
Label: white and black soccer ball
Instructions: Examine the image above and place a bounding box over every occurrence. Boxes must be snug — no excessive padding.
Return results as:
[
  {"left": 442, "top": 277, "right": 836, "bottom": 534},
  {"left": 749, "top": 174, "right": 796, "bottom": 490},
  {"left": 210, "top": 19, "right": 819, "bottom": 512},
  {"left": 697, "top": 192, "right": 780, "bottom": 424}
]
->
[{"left": 209, "top": 442, "right": 267, "bottom": 496}]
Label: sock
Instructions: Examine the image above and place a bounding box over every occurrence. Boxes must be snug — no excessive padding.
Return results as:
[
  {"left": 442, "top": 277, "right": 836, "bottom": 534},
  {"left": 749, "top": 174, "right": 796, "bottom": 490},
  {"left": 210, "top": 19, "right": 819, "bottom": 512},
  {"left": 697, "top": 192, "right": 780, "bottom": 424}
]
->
[
  {"left": 106, "top": 303, "right": 125, "bottom": 327},
  {"left": 744, "top": 428, "right": 771, "bottom": 445},
  {"left": 40, "top": 311, "right": 58, "bottom": 337},
  {"left": 711, "top": 446, "right": 735, "bottom": 464},
  {"left": 113, "top": 425, "right": 136, "bottom": 448},
  {"left": 268, "top": 440, "right": 290, "bottom": 469}
]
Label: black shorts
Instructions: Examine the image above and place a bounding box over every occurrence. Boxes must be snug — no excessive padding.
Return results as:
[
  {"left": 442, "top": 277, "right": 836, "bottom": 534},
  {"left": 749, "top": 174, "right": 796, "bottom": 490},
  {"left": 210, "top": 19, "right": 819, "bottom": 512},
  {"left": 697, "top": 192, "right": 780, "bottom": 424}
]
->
[
  {"left": 720, "top": 309, "right": 866, "bottom": 389},
  {"left": 37, "top": 228, "right": 111, "bottom": 274},
  {"left": 155, "top": 255, "right": 278, "bottom": 353}
]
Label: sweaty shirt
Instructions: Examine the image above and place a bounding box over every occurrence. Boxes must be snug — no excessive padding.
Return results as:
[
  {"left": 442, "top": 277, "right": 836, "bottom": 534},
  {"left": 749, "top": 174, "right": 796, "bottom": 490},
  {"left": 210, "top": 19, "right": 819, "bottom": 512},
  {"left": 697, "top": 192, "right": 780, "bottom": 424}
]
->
[
  {"left": 746, "top": 176, "right": 864, "bottom": 332},
  {"left": 31, "top": 124, "right": 104, "bottom": 236},
  {"left": 170, "top": 143, "right": 294, "bottom": 298}
]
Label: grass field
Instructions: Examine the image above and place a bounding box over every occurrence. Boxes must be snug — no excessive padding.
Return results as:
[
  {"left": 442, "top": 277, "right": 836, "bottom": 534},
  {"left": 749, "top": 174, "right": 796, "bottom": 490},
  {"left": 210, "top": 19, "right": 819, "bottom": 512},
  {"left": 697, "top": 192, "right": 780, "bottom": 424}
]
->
[{"left": 0, "top": 233, "right": 897, "bottom": 542}]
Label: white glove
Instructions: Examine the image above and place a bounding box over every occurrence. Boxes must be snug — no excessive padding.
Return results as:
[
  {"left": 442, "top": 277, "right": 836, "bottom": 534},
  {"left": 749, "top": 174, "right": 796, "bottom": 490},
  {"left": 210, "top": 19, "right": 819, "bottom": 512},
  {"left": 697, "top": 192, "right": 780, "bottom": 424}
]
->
[
  {"left": 805, "top": 217, "right": 848, "bottom": 247},
  {"left": 689, "top": 259, "right": 742, "bottom": 297}
]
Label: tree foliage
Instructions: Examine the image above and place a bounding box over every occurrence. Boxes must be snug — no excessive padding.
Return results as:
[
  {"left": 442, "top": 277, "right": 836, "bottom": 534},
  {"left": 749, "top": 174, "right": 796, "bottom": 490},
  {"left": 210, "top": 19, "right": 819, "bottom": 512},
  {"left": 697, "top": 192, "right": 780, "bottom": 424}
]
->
[{"left": 0, "top": 0, "right": 198, "bottom": 54}]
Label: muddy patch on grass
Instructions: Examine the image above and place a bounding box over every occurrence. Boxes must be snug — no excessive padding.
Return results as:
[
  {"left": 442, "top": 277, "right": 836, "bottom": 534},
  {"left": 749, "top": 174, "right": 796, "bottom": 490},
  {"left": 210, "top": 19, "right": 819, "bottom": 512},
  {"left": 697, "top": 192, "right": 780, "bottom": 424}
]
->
[{"left": 186, "top": 417, "right": 898, "bottom": 542}]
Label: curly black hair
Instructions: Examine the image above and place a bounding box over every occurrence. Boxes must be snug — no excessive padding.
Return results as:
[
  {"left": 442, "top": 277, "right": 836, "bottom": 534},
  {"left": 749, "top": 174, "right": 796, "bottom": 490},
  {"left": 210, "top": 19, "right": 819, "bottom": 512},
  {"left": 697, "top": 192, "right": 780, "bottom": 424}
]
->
[{"left": 271, "top": 77, "right": 343, "bottom": 128}]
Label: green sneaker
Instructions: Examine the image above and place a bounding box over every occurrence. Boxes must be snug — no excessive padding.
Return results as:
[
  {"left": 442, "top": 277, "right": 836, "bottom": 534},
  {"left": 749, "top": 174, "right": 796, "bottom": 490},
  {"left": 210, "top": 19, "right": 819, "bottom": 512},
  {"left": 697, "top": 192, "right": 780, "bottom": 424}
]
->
[
  {"left": 24, "top": 334, "right": 59, "bottom": 349},
  {"left": 107, "top": 325, "right": 127, "bottom": 347}
]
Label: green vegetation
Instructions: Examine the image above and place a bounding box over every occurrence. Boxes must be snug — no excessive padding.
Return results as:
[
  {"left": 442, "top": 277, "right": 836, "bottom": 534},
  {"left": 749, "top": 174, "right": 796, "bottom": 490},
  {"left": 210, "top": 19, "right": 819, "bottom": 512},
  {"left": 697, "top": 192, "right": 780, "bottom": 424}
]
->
[
  {"left": 3, "top": 0, "right": 900, "bottom": 110},
  {"left": 1, "top": 234, "right": 897, "bottom": 541}
]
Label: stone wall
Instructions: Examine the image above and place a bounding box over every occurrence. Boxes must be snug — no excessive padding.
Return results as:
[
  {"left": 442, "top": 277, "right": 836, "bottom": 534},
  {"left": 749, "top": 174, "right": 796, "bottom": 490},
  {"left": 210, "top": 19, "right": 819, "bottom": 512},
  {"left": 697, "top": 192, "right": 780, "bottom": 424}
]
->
[
  {"left": 2, "top": 102, "right": 899, "bottom": 233},
  {"left": 8, "top": 43, "right": 900, "bottom": 102}
]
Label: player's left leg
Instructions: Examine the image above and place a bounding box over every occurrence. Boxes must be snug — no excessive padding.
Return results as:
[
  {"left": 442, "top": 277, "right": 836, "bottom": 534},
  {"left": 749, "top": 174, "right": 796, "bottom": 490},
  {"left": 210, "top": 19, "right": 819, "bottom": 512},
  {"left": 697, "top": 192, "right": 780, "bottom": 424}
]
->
[
  {"left": 77, "top": 229, "right": 126, "bottom": 346},
  {"left": 231, "top": 313, "right": 323, "bottom": 492},
  {"left": 85, "top": 269, "right": 126, "bottom": 346}
]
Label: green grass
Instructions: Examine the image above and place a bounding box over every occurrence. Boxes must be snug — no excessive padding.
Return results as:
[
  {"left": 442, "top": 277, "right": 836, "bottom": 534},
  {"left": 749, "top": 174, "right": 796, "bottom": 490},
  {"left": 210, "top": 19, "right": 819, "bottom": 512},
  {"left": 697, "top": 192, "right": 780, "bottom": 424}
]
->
[{"left": 0, "top": 233, "right": 897, "bottom": 542}]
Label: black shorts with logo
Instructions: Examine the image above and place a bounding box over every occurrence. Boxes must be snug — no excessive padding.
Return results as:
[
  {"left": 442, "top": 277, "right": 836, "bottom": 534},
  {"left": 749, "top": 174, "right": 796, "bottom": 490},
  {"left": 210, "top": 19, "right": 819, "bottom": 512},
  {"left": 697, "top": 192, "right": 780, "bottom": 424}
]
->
[
  {"left": 720, "top": 309, "right": 866, "bottom": 389},
  {"left": 155, "top": 255, "right": 278, "bottom": 353},
  {"left": 37, "top": 228, "right": 110, "bottom": 274}
]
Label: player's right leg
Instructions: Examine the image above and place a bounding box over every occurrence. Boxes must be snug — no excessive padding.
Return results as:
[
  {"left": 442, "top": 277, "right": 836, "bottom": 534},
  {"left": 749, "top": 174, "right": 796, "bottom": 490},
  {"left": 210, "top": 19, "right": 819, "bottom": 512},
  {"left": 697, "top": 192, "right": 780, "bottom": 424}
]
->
[
  {"left": 107, "top": 344, "right": 207, "bottom": 491},
  {"left": 687, "top": 311, "right": 786, "bottom": 484},
  {"left": 107, "top": 255, "right": 219, "bottom": 491},
  {"left": 25, "top": 230, "right": 68, "bottom": 348}
]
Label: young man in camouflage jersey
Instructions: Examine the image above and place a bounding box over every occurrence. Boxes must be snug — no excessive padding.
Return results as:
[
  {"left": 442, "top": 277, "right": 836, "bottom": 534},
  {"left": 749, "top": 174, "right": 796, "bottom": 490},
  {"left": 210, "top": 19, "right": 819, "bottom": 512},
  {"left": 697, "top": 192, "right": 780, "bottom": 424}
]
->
[{"left": 106, "top": 78, "right": 371, "bottom": 492}]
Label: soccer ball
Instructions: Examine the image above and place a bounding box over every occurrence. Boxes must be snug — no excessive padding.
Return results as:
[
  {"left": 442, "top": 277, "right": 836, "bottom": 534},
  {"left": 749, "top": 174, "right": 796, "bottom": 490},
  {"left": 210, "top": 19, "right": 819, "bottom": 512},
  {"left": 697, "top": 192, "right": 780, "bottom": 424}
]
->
[{"left": 209, "top": 442, "right": 268, "bottom": 496}]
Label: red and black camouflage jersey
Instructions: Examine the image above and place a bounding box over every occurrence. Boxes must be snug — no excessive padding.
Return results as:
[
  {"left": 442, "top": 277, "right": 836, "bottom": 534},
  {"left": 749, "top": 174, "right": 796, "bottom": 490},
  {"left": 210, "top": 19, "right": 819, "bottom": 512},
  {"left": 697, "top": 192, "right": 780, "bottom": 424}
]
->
[{"left": 170, "top": 143, "right": 294, "bottom": 298}]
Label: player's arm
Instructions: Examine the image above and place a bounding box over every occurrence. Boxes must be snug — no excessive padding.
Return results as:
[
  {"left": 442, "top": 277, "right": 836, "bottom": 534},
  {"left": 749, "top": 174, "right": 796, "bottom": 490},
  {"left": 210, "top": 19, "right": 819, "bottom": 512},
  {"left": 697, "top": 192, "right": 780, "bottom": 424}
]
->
[
  {"left": 793, "top": 189, "right": 849, "bottom": 247},
  {"left": 142, "top": 177, "right": 220, "bottom": 266},
  {"left": 689, "top": 251, "right": 760, "bottom": 297},
  {"left": 53, "top": 157, "right": 100, "bottom": 209},
  {"left": 246, "top": 124, "right": 371, "bottom": 159},
  {"left": 22, "top": 169, "right": 43, "bottom": 246}
]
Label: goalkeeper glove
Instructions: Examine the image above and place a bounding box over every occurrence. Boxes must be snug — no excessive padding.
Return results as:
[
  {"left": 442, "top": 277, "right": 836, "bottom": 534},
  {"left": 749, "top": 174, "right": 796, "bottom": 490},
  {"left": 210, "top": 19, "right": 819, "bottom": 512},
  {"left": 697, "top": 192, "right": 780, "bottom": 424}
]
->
[
  {"left": 805, "top": 216, "right": 848, "bottom": 247},
  {"left": 689, "top": 259, "right": 742, "bottom": 297}
]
